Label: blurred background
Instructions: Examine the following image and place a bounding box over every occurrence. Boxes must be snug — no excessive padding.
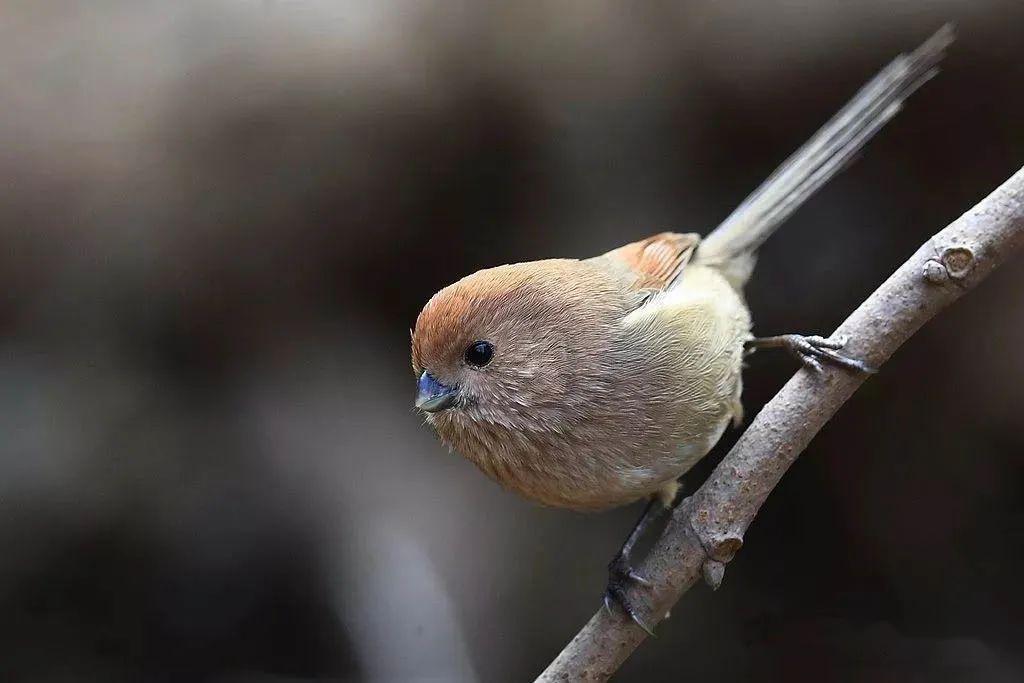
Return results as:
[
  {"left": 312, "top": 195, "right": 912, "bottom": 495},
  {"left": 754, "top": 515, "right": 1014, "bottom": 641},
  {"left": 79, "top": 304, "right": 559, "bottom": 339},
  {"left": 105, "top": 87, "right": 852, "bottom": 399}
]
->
[{"left": 2, "top": 1, "right": 1023, "bottom": 681}]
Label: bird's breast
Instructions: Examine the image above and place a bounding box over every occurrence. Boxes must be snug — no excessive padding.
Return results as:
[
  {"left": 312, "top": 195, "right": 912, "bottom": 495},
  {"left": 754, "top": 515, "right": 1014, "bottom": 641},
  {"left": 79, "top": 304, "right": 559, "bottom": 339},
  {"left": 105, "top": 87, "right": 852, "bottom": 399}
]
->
[{"left": 432, "top": 409, "right": 683, "bottom": 511}]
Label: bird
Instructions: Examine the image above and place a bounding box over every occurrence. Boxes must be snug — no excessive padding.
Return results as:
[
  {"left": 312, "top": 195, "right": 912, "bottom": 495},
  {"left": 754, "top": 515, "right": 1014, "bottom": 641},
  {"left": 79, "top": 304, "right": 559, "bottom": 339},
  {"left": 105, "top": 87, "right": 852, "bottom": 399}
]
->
[{"left": 410, "top": 27, "right": 952, "bottom": 631}]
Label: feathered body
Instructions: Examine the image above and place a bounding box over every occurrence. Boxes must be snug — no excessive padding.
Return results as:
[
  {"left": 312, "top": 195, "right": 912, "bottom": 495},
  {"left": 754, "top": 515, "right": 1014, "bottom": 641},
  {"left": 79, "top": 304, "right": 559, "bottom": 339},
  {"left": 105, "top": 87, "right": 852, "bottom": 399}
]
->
[{"left": 412, "top": 234, "right": 749, "bottom": 510}]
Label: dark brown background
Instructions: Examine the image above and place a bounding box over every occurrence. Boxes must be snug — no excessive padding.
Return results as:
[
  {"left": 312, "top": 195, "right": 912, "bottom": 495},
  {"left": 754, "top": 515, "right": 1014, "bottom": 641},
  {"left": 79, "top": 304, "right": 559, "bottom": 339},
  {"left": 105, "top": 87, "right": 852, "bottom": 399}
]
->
[{"left": 2, "top": 2, "right": 1023, "bottom": 681}]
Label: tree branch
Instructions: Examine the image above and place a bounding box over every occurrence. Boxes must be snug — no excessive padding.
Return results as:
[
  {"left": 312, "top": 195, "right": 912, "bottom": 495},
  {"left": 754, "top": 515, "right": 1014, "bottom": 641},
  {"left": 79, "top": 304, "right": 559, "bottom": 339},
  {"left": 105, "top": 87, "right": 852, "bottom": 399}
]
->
[{"left": 536, "top": 166, "right": 1024, "bottom": 682}]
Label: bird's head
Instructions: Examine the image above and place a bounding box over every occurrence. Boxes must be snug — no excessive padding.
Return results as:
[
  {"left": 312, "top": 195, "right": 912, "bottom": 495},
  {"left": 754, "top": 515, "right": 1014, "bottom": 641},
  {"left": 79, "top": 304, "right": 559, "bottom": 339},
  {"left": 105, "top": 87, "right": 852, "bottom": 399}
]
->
[{"left": 410, "top": 259, "right": 625, "bottom": 431}]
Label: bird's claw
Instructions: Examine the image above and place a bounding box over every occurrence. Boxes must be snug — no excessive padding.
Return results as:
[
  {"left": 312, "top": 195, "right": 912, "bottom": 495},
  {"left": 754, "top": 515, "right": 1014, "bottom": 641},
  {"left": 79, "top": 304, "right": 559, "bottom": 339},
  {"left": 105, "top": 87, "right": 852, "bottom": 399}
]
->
[
  {"left": 783, "top": 334, "right": 876, "bottom": 374},
  {"left": 603, "top": 554, "right": 655, "bottom": 635}
]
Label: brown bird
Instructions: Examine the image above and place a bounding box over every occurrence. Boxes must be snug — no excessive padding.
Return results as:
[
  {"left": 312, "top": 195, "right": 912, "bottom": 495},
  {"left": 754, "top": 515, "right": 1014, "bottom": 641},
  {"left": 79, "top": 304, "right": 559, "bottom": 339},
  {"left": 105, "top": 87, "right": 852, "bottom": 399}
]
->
[{"left": 411, "top": 28, "right": 951, "bottom": 629}]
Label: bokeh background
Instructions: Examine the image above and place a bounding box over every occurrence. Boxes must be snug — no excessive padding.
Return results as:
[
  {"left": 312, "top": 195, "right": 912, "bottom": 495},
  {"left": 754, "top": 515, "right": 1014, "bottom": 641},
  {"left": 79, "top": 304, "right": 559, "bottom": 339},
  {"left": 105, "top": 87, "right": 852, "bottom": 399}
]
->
[{"left": 3, "top": 1, "right": 1023, "bottom": 681}]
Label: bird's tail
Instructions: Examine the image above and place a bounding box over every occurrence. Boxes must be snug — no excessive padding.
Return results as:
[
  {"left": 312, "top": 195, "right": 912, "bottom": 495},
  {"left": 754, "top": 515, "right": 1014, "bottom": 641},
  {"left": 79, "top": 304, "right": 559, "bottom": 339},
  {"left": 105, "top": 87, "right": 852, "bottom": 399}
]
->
[{"left": 694, "top": 25, "right": 954, "bottom": 289}]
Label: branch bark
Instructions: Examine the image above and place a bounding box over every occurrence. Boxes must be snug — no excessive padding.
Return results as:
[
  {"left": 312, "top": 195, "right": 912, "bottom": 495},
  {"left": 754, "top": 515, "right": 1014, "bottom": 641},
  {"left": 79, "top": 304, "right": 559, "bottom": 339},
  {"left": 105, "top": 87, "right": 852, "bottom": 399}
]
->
[{"left": 536, "top": 166, "right": 1024, "bottom": 682}]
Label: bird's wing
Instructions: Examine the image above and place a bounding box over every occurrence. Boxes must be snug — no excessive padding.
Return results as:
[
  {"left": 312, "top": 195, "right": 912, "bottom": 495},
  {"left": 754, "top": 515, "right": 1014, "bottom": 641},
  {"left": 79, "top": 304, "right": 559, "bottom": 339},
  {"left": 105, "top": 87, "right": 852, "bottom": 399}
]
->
[{"left": 594, "top": 232, "right": 701, "bottom": 294}]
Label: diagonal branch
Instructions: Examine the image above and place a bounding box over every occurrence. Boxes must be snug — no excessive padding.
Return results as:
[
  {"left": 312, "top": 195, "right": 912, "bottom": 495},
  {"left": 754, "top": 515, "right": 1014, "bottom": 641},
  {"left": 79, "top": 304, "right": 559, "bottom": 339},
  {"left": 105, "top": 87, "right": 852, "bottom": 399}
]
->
[{"left": 536, "top": 166, "right": 1024, "bottom": 682}]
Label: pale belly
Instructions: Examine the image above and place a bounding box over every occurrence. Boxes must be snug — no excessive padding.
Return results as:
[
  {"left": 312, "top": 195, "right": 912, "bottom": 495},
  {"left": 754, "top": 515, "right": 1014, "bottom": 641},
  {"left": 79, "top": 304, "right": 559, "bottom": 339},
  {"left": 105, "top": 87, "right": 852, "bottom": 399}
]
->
[{"left": 452, "top": 382, "right": 742, "bottom": 512}]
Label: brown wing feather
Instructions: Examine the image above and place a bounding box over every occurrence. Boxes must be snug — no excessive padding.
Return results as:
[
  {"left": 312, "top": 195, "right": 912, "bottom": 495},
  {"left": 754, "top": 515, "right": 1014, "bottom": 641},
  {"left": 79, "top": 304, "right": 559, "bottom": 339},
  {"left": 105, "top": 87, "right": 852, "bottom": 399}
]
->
[{"left": 599, "top": 232, "right": 700, "bottom": 293}]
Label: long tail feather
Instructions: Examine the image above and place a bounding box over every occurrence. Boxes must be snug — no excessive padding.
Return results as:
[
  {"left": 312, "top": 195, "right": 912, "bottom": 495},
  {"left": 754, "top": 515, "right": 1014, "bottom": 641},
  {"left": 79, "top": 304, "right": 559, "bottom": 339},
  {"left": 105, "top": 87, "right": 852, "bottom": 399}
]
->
[{"left": 695, "top": 25, "right": 954, "bottom": 287}]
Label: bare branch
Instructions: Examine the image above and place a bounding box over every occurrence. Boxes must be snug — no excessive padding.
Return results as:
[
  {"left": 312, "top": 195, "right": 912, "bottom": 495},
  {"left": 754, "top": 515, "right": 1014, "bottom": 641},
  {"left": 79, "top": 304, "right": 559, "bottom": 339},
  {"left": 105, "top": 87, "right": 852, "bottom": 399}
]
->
[{"left": 536, "top": 166, "right": 1024, "bottom": 682}]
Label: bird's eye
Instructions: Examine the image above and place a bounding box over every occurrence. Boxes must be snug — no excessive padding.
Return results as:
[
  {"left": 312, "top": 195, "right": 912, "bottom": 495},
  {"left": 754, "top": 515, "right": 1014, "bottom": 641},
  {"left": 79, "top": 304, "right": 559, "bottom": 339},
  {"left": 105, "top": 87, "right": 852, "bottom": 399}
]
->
[{"left": 464, "top": 340, "right": 494, "bottom": 367}]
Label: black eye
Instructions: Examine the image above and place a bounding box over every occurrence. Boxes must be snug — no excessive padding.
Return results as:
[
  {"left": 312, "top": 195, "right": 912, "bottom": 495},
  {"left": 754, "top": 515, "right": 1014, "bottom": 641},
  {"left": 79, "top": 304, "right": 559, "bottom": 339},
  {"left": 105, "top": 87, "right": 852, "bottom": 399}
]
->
[{"left": 464, "top": 340, "right": 494, "bottom": 367}]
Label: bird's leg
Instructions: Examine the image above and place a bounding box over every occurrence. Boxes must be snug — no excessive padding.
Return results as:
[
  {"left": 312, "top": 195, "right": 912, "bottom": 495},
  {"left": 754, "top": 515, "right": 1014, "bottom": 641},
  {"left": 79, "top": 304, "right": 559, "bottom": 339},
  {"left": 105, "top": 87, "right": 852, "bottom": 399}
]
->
[
  {"left": 603, "top": 497, "right": 667, "bottom": 635},
  {"left": 745, "top": 334, "right": 876, "bottom": 374}
]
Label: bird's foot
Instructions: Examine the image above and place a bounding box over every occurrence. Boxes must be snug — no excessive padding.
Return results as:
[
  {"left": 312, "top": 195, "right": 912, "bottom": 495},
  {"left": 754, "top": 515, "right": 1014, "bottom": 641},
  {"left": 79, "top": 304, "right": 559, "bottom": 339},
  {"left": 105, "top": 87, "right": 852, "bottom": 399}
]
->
[
  {"left": 603, "top": 553, "right": 655, "bottom": 635},
  {"left": 747, "top": 334, "right": 876, "bottom": 374}
]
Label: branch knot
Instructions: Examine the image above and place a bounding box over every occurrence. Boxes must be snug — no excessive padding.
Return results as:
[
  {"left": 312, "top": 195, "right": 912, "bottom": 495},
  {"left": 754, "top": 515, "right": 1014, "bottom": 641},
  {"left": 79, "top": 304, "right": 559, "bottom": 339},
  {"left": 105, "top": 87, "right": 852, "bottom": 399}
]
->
[
  {"left": 687, "top": 504, "right": 744, "bottom": 562},
  {"left": 923, "top": 246, "right": 975, "bottom": 284},
  {"left": 941, "top": 246, "right": 975, "bottom": 279},
  {"left": 701, "top": 560, "right": 726, "bottom": 591},
  {"left": 922, "top": 259, "right": 949, "bottom": 284}
]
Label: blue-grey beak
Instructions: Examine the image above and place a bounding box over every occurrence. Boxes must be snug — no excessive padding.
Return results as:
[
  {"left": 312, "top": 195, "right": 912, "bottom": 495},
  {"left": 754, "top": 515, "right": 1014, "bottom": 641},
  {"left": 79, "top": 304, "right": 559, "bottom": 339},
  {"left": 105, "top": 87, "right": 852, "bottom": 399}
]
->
[{"left": 415, "top": 371, "right": 457, "bottom": 413}]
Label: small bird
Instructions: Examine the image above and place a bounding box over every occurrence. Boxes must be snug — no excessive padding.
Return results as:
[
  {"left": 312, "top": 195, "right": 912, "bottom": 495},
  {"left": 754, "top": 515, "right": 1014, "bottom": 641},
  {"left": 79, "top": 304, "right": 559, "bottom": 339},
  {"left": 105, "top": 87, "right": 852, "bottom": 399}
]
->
[{"left": 411, "top": 28, "right": 951, "bottom": 629}]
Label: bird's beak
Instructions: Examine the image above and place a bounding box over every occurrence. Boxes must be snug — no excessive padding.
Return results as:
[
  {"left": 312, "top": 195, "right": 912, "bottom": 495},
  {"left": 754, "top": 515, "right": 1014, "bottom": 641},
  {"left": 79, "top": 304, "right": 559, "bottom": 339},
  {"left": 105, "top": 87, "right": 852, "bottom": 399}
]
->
[{"left": 415, "top": 371, "right": 457, "bottom": 413}]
